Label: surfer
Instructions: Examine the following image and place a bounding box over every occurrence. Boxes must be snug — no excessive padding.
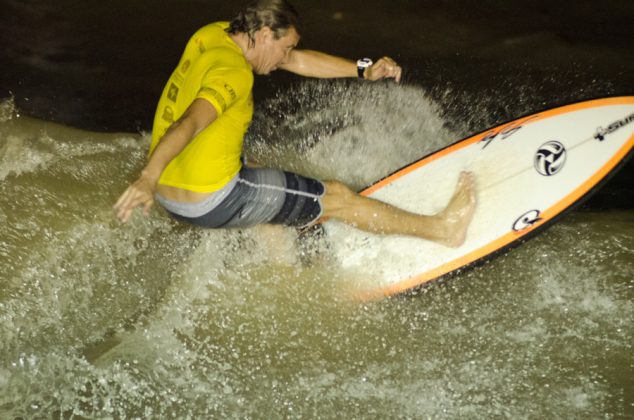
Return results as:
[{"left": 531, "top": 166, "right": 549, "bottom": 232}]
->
[{"left": 114, "top": 0, "right": 476, "bottom": 247}]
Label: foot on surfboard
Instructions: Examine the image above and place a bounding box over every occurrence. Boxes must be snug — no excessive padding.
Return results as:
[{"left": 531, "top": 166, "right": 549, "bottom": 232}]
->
[{"left": 437, "top": 171, "right": 477, "bottom": 248}]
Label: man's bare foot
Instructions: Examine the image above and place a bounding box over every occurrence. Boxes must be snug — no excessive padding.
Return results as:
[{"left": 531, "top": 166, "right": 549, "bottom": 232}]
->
[{"left": 437, "top": 172, "right": 477, "bottom": 247}]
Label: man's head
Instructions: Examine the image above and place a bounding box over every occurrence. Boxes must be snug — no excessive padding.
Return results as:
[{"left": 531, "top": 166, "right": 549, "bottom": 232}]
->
[
  {"left": 227, "top": 0, "right": 302, "bottom": 45},
  {"left": 227, "top": 0, "right": 302, "bottom": 75}
]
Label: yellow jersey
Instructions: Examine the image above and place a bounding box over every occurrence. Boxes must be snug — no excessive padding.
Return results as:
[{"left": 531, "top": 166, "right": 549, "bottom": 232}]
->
[{"left": 150, "top": 22, "right": 254, "bottom": 193}]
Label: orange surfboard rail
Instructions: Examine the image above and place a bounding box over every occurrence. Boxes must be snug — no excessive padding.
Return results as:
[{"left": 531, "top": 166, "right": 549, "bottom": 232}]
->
[{"left": 356, "top": 96, "right": 634, "bottom": 300}]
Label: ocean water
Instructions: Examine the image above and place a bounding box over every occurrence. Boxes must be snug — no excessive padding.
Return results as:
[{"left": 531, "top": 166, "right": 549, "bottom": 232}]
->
[{"left": 1, "top": 0, "right": 633, "bottom": 418}]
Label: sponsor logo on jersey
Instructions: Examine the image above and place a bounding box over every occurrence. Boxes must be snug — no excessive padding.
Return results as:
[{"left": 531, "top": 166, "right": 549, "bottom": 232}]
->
[{"left": 167, "top": 83, "right": 179, "bottom": 103}]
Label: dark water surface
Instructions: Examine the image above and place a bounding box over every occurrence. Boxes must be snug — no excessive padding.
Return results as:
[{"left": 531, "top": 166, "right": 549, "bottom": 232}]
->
[{"left": 1, "top": 0, "right": 633, "bottom": 418}]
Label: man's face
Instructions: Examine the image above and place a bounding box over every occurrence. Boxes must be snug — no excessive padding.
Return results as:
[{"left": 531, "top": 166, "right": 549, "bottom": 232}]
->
[{"left": 251, "top": 26, "right": 299, "bottom": 75}]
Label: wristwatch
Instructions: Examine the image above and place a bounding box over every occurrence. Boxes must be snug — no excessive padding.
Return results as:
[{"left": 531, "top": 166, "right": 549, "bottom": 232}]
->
[{"left": 357, "top": 58, "right": 373, "bottom": 79}]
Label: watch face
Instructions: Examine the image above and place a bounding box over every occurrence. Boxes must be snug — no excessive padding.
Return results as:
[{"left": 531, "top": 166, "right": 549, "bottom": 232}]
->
[{"left": 357, "top": 58, "right": 373, "bottom": 68}]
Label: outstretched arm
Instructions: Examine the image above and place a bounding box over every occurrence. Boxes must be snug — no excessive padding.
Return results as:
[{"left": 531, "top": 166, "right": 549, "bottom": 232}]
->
[
  {"left": 114, "top": 98, "right": 218, "bottom": 222},
  {"left": 279, "top": 50, "right": 402, "bottom": 82}
]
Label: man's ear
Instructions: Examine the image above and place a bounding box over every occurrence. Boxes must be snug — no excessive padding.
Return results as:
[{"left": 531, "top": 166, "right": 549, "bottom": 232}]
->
[{"left": 257, "top": 26, "right": 273, "bottom": 43}]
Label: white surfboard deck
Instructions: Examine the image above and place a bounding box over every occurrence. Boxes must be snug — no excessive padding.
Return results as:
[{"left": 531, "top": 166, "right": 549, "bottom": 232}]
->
[{"left": 325, "top": 97, "right": 634, "bottom": 300}]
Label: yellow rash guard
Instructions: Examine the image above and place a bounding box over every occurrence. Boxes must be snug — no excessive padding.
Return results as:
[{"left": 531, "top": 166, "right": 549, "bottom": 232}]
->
[{"left": 150, "top": 22, "right": 254, "bottom": 193}]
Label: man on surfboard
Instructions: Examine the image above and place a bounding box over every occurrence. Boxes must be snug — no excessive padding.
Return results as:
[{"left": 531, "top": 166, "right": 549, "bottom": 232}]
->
[{"left": 114, "top": 0, "right": 476, "bottom": 247}]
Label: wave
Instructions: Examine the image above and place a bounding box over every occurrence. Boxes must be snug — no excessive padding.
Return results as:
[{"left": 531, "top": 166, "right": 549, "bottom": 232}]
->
[{"left": 0, "top": 81, "right": 632, "bottom": 418}]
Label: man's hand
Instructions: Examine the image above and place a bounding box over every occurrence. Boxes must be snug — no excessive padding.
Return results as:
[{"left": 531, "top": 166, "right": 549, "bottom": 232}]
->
[
  {"left": 113, "top": 98, "right": 218, "bottom": 223},
  {"left": 365, "top": 56, "right": 402, "bottom": 83},
  {"left": 114, "top": 171, "right": 158, "bottom": 223}
]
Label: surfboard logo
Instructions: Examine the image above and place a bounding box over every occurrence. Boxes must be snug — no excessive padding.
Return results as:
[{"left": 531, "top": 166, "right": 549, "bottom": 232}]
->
[
  {"left": 479, "top": 116, "right": 539, "bottom": 149},
  {"left": 534, "top": 141, "right": 566, "bottom": 176},
  {"left": 513, "top": 209, "right": 543, "bottom": 232},
  {"left": 593, "top": 112, "right": 634, "bottom": 141}
]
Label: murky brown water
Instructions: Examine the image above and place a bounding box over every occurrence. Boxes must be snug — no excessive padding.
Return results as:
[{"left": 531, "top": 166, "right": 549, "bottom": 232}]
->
[{"left": 1, "top": 1, "right": 632, "bottom": 417}]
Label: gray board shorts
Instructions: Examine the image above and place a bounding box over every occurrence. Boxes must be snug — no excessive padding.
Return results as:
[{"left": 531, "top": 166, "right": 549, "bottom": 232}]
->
[{"left": 156, "top": 167, "right": 326, "bottom": 229}]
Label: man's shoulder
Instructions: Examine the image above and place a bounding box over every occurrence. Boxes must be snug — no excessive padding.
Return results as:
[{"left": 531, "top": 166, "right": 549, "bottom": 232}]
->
[
  {"left": 190, "top": 21, "right": 230, "bottom": 49},
  {"left": 194, "top": 21, "right": 229, "bottom": 36},
  {"left": 198, "top": 48, "right": 251, "bottom": 75},
  {"left": 190, "top": 22, "right": 246, "bottom": 65}
]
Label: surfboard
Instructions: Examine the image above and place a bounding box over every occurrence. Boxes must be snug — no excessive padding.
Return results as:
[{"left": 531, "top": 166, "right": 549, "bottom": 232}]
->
[{"left": 325, "top": 96, "right": 634, "bottom": 300}]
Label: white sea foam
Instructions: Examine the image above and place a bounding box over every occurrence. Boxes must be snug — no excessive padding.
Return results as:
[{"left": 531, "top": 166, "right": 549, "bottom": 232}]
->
[
  {"left": 0, "top": 113, "right": 143, "bottom": 181},
  {"left": 0, "top": 97, "right": 19, "bottom": 122},
  {"left": 248, "top": 80, "right": 453, "bottom": 190}
]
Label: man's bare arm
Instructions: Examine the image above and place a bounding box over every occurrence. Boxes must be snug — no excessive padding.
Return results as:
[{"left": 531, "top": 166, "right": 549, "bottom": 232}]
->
[
  {"left": 279, "top": 50, "right": 402, "bottom": 82},
  {"left": 114, "top": 98, "right": 218, "bottom": 222}
]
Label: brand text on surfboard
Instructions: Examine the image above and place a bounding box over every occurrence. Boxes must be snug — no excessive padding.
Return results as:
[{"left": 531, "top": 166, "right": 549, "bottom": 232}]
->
[{"left": 594, "top": 112, "right": 634, "bottom": 141}]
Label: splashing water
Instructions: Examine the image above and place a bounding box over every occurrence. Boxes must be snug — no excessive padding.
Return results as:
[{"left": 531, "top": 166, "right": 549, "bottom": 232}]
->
[
  {"left": 247, "top": 80, "right": 452, "bottom": 189},
  {"left": 0, "top": 97, "right": 19, "bottom": 123},
  {"left": 0, "top": 80, "right": 632, "bottom": 418}
]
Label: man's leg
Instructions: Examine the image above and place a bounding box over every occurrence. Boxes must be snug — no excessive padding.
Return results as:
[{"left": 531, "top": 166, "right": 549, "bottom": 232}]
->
[{"left": 321, "top": 172, "right": 477, "bottom": 247}]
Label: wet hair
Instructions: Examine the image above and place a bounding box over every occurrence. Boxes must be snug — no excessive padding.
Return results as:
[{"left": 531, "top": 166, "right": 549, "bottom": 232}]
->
[{"left": 226, "top": 0, "right": 302, "bottom": 45}]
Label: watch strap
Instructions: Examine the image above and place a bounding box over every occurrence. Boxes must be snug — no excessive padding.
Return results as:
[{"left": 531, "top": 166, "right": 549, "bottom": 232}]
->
[{"left": 357, "top": 58, "right": 373, "bottom": 79}]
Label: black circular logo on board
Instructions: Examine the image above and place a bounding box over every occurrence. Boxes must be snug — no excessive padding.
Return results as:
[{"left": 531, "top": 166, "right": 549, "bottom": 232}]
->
[
  {"left": 512, "top": 209, "right": 543, "bottom": 232},
  {"left": 534, "top": 141, "right": 566, "bottom": 176}
]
